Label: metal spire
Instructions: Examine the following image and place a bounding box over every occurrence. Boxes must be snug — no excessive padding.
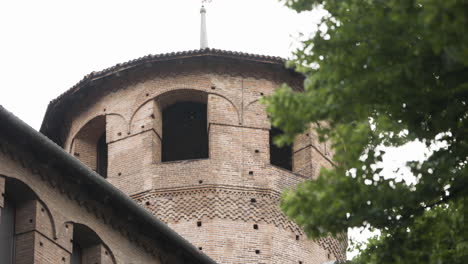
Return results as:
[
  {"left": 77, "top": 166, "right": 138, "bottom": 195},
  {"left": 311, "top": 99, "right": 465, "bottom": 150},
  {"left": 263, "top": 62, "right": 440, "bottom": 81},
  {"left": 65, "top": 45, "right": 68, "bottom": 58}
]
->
[{"left": 200, "top": 4, "right": 208, "bottom": 49}]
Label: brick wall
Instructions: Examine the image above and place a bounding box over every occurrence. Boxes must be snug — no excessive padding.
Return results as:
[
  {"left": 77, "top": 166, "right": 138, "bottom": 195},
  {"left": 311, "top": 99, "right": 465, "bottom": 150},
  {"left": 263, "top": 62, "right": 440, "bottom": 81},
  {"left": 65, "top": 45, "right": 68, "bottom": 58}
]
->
[
  {"left": 56, "top": 62, "right": 347, "bottom": 263},
  {"left": 0, "top": 155, "right": 162, "bottom": 264}
]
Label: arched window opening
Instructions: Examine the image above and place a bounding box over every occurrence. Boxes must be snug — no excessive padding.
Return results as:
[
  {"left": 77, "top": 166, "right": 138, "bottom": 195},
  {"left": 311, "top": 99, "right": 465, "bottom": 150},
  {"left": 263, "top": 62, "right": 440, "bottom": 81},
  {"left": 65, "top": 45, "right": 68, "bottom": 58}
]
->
[
  {"left": 71, "top": 116, "right": 107, "bottom": 177},
  {"left": 71, "top": 223, "right": 114, "bottom": 264},
  {"left": 162, "top": 101, "right": 208, "bottom": 162},
  {"left": 270, "top": 127, "right": 292, "bottom": 171},
  {"left": 0, "top": 192, "right": 15, "bottom": 264},
  {"left": 96, "top": 132, "right": 108, "bottom": 178},
  {"left": 1, "top": 178, "right": 41, "bottom": 264}
]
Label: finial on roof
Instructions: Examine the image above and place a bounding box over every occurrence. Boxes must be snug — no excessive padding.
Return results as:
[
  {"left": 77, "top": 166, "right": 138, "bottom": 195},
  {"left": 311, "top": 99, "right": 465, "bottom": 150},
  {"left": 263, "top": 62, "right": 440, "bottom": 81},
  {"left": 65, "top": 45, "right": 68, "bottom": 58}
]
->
[{"left": 200, "top": 2, "right": 209, "bottom": 49}]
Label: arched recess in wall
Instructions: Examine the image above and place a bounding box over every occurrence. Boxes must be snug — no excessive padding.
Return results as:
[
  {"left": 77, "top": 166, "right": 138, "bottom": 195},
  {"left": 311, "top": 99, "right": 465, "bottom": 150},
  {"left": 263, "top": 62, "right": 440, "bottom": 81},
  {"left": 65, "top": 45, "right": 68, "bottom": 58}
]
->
[
  {"left": 67, "top": 113, "right": 127, "bottom": 152},
  {"left": 0, "top": 176, "right": 58, "bottom": 262},
  {"left": 68, "top": 222, "right": 116, "bottom": 264},
  {"left": 129, "top": 89, "right": 240, "bottom": 134},
  {"left": 70, "top": 116, "right": 108, "bottom": 178},
  {"left": 128, "top": 89, "right": 241, "bottom": 162}
]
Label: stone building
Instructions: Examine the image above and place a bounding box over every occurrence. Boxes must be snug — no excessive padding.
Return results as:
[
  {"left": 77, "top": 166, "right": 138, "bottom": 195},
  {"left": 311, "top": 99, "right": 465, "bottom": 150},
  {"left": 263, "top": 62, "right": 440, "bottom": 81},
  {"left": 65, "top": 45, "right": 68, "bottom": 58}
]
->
[{"left": 0, "top": 6, "right": 346, "bottom": 264}]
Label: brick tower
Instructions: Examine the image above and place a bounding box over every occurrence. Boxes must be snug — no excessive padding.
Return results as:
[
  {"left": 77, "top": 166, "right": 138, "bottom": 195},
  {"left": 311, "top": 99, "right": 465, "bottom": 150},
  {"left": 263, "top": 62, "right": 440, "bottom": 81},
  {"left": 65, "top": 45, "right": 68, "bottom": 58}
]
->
[{"left": 40, "top": 7, "right": 346, "bottom": 264}]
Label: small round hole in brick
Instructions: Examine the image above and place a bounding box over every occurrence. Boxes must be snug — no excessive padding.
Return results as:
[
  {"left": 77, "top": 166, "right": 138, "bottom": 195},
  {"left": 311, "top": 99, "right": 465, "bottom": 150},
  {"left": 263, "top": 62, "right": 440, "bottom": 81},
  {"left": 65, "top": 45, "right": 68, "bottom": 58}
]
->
[
  {"left": 296, "top": 235, "right": 300, "bottom": 240},
  {"left": 39, "top": 242, "right": 43, "bottom": 247},
  {"left": 299, "top": 261, "right": 303, "bottom": 264},
  {"left": 255, "top": 149, "right": 259, "bottom": 153},
  {"left": 41, "top": 208, "right": 45, "bottom": 212},
  {"left": 103, "top": 108, "right": 106, "bottom": 112},
  {"left": 146, "top": 93, "right": 149, "bottom": 96},
  {"left": 260, "top": 92, "right": 264, "bottom": 96},
  {"left": 211, "top": 86, "right": 216, "bottom": 90},
  {"left": 249, "top": 171, "right": 254, "bottom": 175},
  {"left": 141, "top": 125, "right": 145, "bottom": 129},
  {"left": 255, "top": 250, "right": 260, "bottom": 254},
  {"left": 117, "top": 132, "right": 122, "bottom": 136},
  {"left": 62, "top": 257, "right": 66, "bottom": 262},
  {"left": 29, "top": 219, "right": 33, "bottom": 223},
  {"left": 199, "top": 247, "right": 203, "bottom": 250},
  {"left": 118, "top": 172, "right": 122, "bottom": 176},
  {"left": 251, "top": 198, "right": 256, "bottom": 203},
  {"left": 197, "top": 221, "right": 202, "bottom": 227},
  {"left": 199, "top": 180, "right": 203, "bottom": 184},
  {"left": 253, "top": 224, "right": 258, "bottom": 230},
  {"left": 145, "top": 201, "right": 151, "bottom": 206},
  {"left": 105, "top": 251, "right": 109, "bottom": 255}
]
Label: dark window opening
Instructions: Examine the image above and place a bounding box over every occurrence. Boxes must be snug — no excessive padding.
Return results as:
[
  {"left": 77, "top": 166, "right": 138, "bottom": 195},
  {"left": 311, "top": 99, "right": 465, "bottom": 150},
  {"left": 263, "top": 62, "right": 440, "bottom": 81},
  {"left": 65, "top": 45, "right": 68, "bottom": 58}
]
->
[
  {"left": 2, "top": 178, "right": 39, "bottom": 264},
  {"left": 0, "top": 195, "right": 15, "bottom": 264},
  {"left": 96, "top": 132, "right": 108, "bottom": 178},
  {"left": 269, "top": 127, "right": 292, "bottom": 171},
  {"left": 71, "top": 224, "right": 107, "bottom": 264},
  {"left": 71, "top": 242, "right": 82, "bottom": 264},
  {"left": 162, "top": 102, "right": 208, "bottom": 162}
]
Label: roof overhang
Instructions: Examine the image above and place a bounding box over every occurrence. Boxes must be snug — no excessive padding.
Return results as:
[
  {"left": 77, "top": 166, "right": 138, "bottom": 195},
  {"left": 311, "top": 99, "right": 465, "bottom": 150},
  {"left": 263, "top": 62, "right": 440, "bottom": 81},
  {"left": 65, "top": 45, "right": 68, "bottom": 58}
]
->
[{"left": 40, "top": 48, "right": 303, "bottom": 146}]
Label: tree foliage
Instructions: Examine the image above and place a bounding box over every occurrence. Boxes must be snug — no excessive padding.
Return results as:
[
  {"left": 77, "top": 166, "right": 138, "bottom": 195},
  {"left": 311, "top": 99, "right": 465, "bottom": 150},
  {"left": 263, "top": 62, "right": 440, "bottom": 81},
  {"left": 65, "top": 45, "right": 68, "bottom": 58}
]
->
[{"left": 264, "top": 0, "right": 468, "bottom": 262}]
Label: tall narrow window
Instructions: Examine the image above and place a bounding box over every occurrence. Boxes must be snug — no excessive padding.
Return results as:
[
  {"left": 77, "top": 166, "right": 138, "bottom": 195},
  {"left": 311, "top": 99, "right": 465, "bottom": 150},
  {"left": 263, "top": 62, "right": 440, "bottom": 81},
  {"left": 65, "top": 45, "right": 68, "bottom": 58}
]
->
[
  {"left": 0, "top": 195, "right": 15, "bottom": 264},
  {"left": 96, "top": 132, "right": 108, "bottom": 178},
  {"left": 162, "top": 102, "right": 208, "bottom": 162},
  {"left": 270, "top": 127, "right": 292, "bottom": 171}
]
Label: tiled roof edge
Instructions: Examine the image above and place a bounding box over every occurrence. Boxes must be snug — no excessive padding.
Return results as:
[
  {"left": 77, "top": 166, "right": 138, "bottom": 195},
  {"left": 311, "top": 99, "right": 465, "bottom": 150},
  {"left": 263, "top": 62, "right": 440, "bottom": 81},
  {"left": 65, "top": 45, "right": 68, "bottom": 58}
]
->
[
  {"left": 49, "top": 48, "right": 285, "bottom": 106},
  {"left": 39, "top": 48, "right": 290, "bottom": 141}
]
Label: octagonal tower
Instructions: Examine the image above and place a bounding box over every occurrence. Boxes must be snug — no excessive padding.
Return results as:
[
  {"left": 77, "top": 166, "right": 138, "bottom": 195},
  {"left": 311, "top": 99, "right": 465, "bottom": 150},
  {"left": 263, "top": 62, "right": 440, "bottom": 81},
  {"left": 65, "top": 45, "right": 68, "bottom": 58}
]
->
[{"left": 41, "top": 49, "right": 346, "bottom": 264}]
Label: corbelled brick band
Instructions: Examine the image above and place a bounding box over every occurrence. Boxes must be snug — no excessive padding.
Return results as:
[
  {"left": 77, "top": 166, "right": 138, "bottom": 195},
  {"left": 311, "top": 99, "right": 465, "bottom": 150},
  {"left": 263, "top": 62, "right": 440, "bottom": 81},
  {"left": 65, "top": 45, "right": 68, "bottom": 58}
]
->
[{"left": 133, "top": 186, "right": 347, "bottom": 262}]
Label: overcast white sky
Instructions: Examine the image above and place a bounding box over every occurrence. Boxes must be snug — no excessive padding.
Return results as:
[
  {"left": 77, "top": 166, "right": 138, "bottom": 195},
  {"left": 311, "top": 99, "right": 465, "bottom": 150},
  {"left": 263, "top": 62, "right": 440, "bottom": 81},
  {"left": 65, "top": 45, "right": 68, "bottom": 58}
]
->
[{"left": 0, "top": 0, "right": 324, "bottom": 129}]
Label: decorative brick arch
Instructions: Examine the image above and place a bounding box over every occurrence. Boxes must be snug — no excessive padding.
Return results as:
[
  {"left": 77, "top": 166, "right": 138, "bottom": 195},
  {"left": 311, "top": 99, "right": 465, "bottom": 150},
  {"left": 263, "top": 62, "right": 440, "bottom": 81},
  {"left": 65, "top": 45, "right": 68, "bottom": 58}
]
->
[
  {"left": 129, "top": 88, "right": 241, "bottom": 133},
  {"left": 243, "top": 99, "right": 269, "bottom": 128},
  {"left": 65, "top": 221, "right": 117, "bottom": 264},
  {"left": 69, "top": 115, "right": 106, "bottom": 172},
  {"left": 67, "top": 113, "right": 127, "bottom": 151},
  {"left": 0, "top": 175, "right": 58, "bottom": 240}
]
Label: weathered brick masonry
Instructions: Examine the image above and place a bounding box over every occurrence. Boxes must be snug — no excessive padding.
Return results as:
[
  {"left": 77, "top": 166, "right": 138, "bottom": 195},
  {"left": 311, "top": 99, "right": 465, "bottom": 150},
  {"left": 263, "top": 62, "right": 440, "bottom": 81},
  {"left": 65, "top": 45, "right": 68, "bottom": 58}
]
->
[
  {"left": 39, "top": 49, "right": 347, "bottom": 263},
  {"left": 0, "top": 107, "right": 216, "bottom": 264}
]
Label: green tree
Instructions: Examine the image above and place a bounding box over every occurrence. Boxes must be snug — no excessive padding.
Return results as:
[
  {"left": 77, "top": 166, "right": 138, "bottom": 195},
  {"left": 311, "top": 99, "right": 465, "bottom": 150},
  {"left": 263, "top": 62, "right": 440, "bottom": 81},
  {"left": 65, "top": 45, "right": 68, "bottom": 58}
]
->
[{"left": 264, "top": 0, "right": 468, "bottom": 262}]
